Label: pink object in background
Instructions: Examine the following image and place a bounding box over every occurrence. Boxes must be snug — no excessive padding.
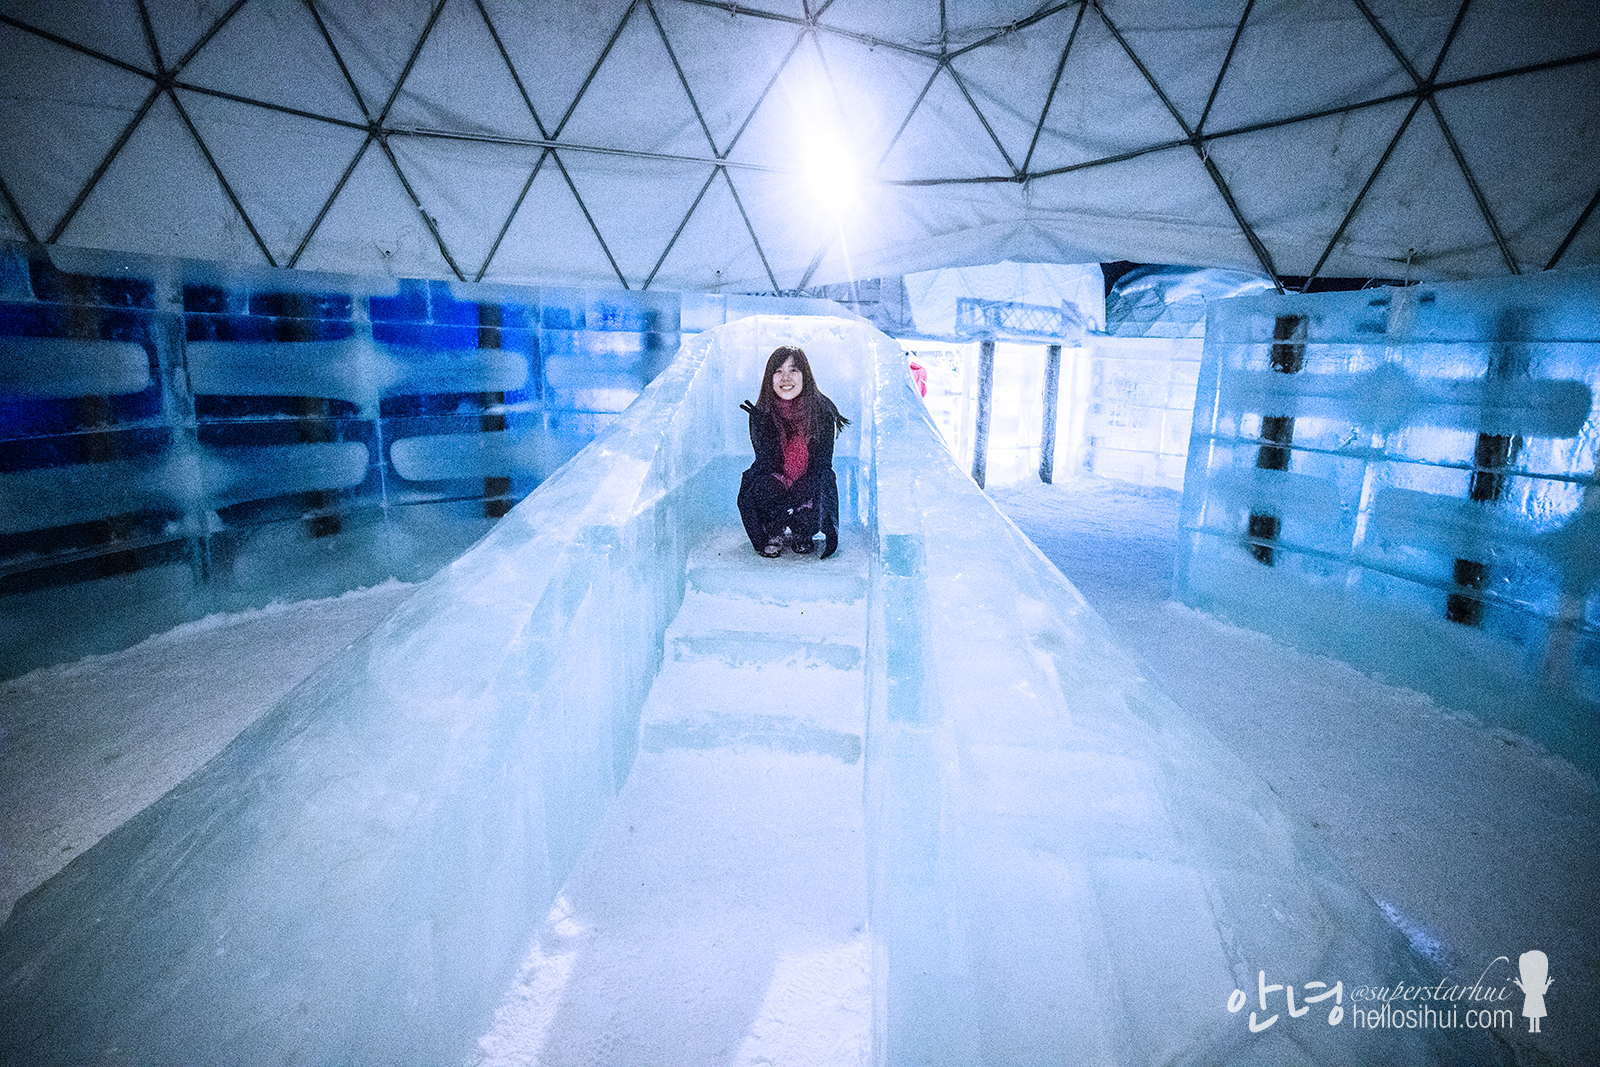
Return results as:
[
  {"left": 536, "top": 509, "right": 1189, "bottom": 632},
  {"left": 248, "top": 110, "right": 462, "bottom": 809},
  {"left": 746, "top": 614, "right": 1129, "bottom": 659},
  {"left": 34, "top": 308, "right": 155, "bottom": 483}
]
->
[{"left": 908, "top": 360, "right": 928, "bottom": 396}]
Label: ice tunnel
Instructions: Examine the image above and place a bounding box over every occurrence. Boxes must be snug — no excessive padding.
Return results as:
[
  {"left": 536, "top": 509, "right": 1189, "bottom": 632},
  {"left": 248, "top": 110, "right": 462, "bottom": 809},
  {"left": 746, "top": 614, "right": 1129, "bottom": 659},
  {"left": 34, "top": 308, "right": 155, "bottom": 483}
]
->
[{"left": 0, "top": 315, "right": 1506, "bottom": 1064}]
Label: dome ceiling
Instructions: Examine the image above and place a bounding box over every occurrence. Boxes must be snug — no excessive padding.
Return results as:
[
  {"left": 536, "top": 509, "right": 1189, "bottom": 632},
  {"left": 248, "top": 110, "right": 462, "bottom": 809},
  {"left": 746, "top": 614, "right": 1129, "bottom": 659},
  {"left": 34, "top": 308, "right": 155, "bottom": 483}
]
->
[{"left": 1, "top": 0, "right": 1596, "bottom": 292}]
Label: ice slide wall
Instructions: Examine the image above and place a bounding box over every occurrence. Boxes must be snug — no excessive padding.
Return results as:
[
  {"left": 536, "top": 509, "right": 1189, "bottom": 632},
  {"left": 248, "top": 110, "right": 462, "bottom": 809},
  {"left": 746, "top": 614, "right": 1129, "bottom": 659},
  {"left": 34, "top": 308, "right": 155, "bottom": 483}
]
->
[{"left": 0, "top": 316, "right": 1502, "bottom": 1064}]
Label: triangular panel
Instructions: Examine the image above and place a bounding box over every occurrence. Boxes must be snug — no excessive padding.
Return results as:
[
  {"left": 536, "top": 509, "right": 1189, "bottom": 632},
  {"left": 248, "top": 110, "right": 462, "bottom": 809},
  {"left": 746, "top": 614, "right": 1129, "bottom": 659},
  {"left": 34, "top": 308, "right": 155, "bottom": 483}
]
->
[
  {"left": 144, "top": 0, "right": 243, "bottom": 70},
  {"left": 819, "top": 0, "right": 941, "bottom": 48},
  {"left": 646, "top": 171, "right": 776, "bottom": 293},
  {"left": 1, "top": 1, "right": 153, "bottom": 71},
  {"left": 478, "top": 0, "right": 635, "bottom": 138},
  {"left": 306, "top": 0, "right": 444, "bottom": 120},
  {"left": 824, "top": 36, "right": 954, "bottom": 170},
  {"left": 1204, "top": 98, "right": 1418, "bottom": 277},
  {"left": 1435, "top": 0, "right": 1600, "bottom": 83},
  {"left": 291, "top": 140, "right": 456, "bottom": 280},
  {"left": 794, "top": 179, "right": 1053, "bottom": 287},
  {"left": 57, "top": 93, "right": 267, "bottom": 265},
  {"left": 1362, "top": 0, "right": 1463, "bottom": 81},
  {"left": 650, "top": 0, "right": 806, "bottom": 157},
  {"left": 388, "top": 135, "right": 549, "bottom": 280},
  {"left": 947, "top": 4, "right": 1088, "bottom": 172},
  {"left": 944, "top": 0, "right": 1056, "bottom": 44},
  {"left": 1026, "top": 148, "right": 1264, "bottom": 271},
  {"left": 555, "top": 4, "right": 714, "bottom": 158},
  {"left": 476, "top": 156, "right": 628, "bottom": 288},
  {"left": 802, "top": 181, "right": 1086, "bottom": 284},
  {"left": 876, "top": 64, "right": 1017, "bottom": 180},
  {"left": 0, "top": 24, "right": 156, "bottom": 240},
  {"left": 176, "top": 90, "right": 373, "bottom": 266},
  {"left": 1329, "top": 107, "right": 1504, "bottom": 279},
  {"left": 1203, "top": 0, "right": 1415, "bottom": 134},
  {"left": 383, "top": 0, "right": 543, "bottom": 139},
  {"left": 177, "top": 0, "right": 370, "bottom": 124},
  {"left": 1096, "top": 0, "right": 1251, "bottom": 132},
  {"left": 1023, "top": 11, "right": 1193, "bottom": 176},
  {"left": 727, "top": 34, "right": 934, "bottom": 185},
  {"left": 560, "top": 153, "right": 721, "bottom": 288},
  {"left": 721, "top": 167, "right": 845, "bottom": 285},
  {"left": 1435, "top": 70, "right": 1600, "bottom": 273}
]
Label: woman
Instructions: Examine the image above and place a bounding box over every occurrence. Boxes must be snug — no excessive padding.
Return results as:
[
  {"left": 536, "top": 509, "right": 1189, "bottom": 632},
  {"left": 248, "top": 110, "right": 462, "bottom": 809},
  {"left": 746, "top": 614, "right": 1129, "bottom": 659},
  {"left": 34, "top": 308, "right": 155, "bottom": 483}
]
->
[{"left": 738, "top": 346, "right": 850, "bottom": 559}]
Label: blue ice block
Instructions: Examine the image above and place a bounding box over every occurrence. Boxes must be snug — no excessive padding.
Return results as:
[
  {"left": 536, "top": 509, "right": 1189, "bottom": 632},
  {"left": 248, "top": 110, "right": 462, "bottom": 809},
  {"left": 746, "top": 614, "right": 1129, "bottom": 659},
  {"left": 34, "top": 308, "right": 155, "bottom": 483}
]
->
[{"left": 1177, "top": 267, "right": 1600, "bottom": 772}]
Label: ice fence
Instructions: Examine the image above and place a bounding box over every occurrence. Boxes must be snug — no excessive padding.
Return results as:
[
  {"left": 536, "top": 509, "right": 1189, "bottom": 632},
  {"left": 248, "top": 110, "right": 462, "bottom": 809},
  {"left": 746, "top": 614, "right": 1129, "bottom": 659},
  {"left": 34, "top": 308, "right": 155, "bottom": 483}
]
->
[
  {"left": 1176, "top": 268, "right": 1600, "bottom": 777},
  {"left": 1, "top": 316, "right": 1503, "bottom": 1064}
]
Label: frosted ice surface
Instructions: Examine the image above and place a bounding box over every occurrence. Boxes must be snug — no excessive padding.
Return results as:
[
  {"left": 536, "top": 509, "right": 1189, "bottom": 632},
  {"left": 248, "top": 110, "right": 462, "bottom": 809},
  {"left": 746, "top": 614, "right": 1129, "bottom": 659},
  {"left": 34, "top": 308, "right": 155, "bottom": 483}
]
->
[
  {"left": 1220, "top": 362, "right": 1591, "bottom": 436},
  {"left": 389, "top": 430, "right": 549, "bottom": 482},
  {"left": 186, "top": 338, "right": 400, "bottom": 409},
  {"left": 0, "top": 442, "right": 371, "bottom": 534},
  {"left": 0, "top": 315, "right": 1503, "bottom": 1065},
  {"left": 187, "top": 338, "right": 528, "bottom": 412},
  {"left": 1177, "top": 267, "right": 1600, "bottom": 761},
  {"left": 0, "top": 336, "right": 150, "bottom": 397}
]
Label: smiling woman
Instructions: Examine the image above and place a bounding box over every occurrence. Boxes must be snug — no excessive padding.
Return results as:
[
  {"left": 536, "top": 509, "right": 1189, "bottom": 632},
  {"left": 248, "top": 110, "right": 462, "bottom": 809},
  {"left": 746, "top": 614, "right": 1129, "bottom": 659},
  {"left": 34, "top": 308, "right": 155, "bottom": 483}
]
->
[{"left": 737, "top": 345, "right": 852, "bottom": 559}]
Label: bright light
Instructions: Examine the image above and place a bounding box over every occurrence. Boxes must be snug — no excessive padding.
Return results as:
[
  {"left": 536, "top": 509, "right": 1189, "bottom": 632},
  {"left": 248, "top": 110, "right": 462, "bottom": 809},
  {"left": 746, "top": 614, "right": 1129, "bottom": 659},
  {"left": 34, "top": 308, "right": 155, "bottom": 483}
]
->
[
  {"left": 789, "top": 80, "right": 863, "bottom": 222},
  {"left": 798, "top": 121, "right": 861, "bottom": 220}
]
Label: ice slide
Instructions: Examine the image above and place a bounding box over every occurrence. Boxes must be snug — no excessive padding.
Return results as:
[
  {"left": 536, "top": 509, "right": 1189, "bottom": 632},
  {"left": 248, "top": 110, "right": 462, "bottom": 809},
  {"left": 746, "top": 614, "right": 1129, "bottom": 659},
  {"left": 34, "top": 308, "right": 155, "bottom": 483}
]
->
[{"left": 0, "top": 316, "right": 1504, "bottom": 1064}]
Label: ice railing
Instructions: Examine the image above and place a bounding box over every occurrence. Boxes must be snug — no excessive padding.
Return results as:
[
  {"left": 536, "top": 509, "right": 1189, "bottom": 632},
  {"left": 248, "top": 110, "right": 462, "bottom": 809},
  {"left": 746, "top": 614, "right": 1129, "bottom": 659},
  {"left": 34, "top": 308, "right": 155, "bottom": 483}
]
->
[
  {"left": 864, "top": 333, "right": 1502, "bottom": 1064},
  {"left": 1175, "top": 268, "right": 1600, "bottom": 774}
]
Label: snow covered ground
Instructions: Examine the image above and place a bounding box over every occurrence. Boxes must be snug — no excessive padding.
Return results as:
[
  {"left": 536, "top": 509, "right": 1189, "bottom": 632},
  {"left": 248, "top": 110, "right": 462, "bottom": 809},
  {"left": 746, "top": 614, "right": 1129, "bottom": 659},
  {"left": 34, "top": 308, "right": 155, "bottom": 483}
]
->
[
  {"left": 0, "top": 580, "right": 417, "bottom": 919},
  {"left": 2, "top": 477, "right": 1594, "bottom": 1065}
]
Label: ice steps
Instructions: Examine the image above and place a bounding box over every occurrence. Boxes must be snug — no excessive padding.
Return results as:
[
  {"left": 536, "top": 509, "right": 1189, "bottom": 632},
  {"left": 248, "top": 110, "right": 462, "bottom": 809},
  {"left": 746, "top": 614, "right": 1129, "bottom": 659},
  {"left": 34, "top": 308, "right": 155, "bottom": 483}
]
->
[
  {"left": 640, "top": 525, "right": 867, "bottom": 761},
  {"left": 479, "top": 525, "right": 873, "bottom": 1062},
  {"left": 683, "top": 537, "right": 869, "bottom": 605},
  {"left": 670, "top": 631, "right": 863, "bottom": 671},
  {"left": 640, "top": 716, "right": 863, "bottom": 762}
]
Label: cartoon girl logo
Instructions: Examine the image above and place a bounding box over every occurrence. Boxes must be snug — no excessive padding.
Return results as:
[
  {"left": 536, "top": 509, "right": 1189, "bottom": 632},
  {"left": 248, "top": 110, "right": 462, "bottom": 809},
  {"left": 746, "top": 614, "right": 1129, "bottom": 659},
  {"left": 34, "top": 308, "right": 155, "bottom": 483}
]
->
[{"left": 1512, "top": 950, "right": 1552, "bottom": 1033}]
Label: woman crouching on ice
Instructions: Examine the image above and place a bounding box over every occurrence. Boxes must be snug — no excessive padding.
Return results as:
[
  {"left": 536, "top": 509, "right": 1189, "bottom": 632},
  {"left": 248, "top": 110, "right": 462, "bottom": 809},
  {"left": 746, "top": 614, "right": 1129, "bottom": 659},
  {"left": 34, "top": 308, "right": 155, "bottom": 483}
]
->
[{"left": 738, "top": 345, "right": 851, "bottom": 559}]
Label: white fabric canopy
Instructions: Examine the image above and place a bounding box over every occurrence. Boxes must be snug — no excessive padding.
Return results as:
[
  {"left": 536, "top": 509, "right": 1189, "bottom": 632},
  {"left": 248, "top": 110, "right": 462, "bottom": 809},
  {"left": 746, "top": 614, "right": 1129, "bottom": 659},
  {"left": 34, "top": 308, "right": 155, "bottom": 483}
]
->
[{"left": 1, "top": 0, "right": 1596, "bottom": 292}]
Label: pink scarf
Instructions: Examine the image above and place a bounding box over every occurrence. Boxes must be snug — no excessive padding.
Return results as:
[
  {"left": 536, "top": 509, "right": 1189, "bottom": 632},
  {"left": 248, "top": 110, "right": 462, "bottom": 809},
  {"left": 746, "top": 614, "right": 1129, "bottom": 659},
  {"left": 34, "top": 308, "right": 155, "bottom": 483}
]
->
[{"left": 773, "top": 396, "right": 809, "bottom": 488}]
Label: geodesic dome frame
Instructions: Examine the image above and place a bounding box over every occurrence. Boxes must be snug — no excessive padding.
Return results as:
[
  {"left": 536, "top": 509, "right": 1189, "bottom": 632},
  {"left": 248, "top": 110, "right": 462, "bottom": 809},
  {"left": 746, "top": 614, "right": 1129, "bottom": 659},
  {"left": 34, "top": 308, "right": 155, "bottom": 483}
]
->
[{"left": 2, "top": 0, "right": 1597, "bottom": 293}]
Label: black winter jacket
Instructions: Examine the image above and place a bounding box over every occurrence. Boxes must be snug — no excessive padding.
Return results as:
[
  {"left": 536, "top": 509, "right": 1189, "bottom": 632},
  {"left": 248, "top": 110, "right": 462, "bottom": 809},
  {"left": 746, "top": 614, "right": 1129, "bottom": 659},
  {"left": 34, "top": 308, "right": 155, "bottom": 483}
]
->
[{"left": 739, "top": 396, "right": 841, "bottom": 502}]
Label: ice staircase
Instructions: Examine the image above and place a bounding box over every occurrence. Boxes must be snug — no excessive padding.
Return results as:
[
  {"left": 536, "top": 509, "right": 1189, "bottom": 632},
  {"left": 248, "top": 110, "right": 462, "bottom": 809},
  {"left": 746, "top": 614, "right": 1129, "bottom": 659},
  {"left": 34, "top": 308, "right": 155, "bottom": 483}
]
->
[{"left": 479, "top": 525, "right": 873, "bottom": 1064}]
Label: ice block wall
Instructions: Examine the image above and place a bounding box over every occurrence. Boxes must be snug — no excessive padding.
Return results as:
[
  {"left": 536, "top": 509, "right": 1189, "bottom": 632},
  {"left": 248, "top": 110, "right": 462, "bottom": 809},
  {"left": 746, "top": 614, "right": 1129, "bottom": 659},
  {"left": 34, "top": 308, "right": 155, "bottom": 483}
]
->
[
  {"left": 899, "top": 334, "right": 1201, "bottom": 492},
  {"left": 0, "top": 313, "right": 868, "bottom": 1066},
  {"left": 1068, "top": 334, "right": 1203, "bottom": 490},
  {"left": 0, "top": 242, "right": 840, "bottom": 677},
  {"left": 1176, "top": 268, "right": 1600, "bottom": 774}
]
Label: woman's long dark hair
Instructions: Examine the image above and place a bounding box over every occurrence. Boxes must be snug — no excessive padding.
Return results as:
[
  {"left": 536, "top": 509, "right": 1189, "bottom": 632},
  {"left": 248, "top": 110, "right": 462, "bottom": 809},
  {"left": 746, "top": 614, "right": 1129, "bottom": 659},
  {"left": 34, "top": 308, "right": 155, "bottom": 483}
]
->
[{"left": 755, "top": 346, "right": 850, "bottom": 439}]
